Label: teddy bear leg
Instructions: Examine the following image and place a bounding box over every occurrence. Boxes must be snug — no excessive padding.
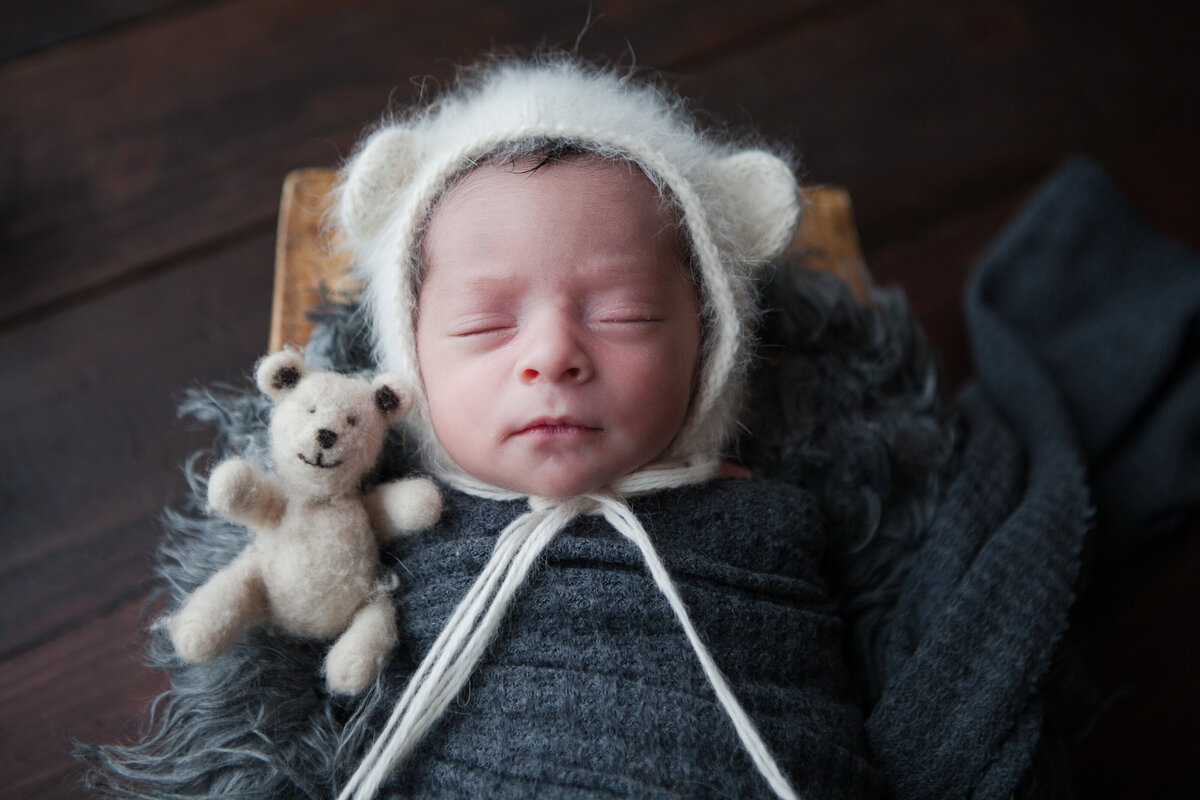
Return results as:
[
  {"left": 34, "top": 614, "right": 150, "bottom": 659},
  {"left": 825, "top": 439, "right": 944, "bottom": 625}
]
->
[
  {"left": 324, "top": 595, "right": 398, "bottom": 695},
  {"left": 168, "top": 554, "right": 268, "bottom": 663}
]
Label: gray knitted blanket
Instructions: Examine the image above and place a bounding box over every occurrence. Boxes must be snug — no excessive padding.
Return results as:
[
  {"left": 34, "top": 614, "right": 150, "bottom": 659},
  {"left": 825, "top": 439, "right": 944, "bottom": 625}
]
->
[
  {"left": 865, "top": 157, "right": 1200, "bottom": 798},
  {"left": 373, "top": 478, "right": 881, "bottom": 798}
]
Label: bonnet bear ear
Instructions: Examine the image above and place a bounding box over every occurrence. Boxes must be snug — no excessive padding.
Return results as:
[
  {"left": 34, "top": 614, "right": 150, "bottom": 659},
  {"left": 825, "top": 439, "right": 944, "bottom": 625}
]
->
[
  {"left": 371, "top": 374, "right": 413, "bottom": 421},
  {"left": 336, "top": 126, "right": 420, "bottom": 244},
  {"left": 707, "top": 149, "right": 801, "bottom": 265},
  {"left": 256, "top": 348, "right": 308, "bottom": 402}
]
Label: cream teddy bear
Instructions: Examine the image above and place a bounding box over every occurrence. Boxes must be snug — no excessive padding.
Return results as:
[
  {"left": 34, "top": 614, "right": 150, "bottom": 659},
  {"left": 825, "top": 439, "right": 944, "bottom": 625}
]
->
[{"left": 166, "top": 349, "right": 442, "bottom": 694}]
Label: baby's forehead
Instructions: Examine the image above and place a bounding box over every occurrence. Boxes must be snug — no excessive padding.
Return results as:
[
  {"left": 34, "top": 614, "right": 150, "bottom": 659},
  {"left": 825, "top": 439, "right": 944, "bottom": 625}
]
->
[
  {"left": 420, "top": 154, "right": 688, "bottom": 280},
  {"left": 431, "top": 154, "right": 670, "bottom": 223},
  {"left": 464, "top": 151, "right": 636, "bottom": 181}
]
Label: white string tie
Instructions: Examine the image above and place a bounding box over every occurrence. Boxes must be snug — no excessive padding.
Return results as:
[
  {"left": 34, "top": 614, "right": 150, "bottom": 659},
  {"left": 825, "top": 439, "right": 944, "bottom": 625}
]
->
[{"left": 337, "top": 458, "right": 801, "bottom": 800}]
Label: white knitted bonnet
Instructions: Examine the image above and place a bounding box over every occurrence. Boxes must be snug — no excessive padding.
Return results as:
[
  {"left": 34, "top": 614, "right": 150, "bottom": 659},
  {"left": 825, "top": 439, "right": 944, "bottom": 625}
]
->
[{"left": 334, "top": 55, "right": 800, "bottom": 478}]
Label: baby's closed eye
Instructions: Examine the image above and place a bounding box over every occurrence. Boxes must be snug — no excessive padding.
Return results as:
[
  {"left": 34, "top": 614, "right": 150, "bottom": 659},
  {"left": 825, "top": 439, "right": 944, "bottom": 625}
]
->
[
  {"left": 594, "top": 310, "right": 664, "bottom": 324},
  {"left": 447, "top": 312, "right": 517, "bottom": 337},
  {"left": 588, "top": 297, "right": 669, "bottom": 325}
]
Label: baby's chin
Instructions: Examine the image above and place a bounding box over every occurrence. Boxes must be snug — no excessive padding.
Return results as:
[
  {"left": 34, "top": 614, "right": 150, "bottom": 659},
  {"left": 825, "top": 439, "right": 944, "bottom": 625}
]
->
[
  {"left": 460, "top": 456, "right": 646, "bottom": 500},
  {"left": 488, "top": 468, "right": 618, "bottom": 500}
]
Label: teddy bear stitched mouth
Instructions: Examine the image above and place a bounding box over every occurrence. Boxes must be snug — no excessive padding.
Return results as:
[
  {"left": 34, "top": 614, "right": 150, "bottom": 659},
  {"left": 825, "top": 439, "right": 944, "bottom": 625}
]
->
[{"left": 298, "top": 452, "right": 342, "bottom": 469}]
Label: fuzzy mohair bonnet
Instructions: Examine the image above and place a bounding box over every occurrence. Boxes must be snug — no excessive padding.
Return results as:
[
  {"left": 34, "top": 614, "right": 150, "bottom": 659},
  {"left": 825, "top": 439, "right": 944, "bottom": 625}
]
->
[{"left": 334, "top": 56, "right": 800, "bottom": 483}]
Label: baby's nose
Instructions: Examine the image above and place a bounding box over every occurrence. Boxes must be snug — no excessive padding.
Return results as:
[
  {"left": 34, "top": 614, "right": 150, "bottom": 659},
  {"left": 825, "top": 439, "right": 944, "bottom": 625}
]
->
[
  {"left": 317, "top": 428, "right": 338, "bottom": 449},
  {"left": 517, "top": 316, "right": 593, "bottom": 384}
]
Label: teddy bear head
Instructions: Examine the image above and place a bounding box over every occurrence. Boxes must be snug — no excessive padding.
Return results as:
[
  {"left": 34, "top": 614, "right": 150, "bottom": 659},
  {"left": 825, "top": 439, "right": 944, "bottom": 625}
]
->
[{"left": 255, "top": 349, "right": 411, "bottom": 497}]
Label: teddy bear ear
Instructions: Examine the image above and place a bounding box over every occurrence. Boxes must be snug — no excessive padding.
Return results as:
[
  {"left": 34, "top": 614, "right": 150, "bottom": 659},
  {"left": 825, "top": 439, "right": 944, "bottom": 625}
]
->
[
  {"left": 707, "top": 149, "right": 801, "bottom": 265},
  {"left": 256, "top": 348, "right": 307, "bottom": 402},
  {"left": 335, "top": 126, "right": 419, "bottom": 244},
  {"left": 371, "top": 374, "right": 413, "bottom": 420}
]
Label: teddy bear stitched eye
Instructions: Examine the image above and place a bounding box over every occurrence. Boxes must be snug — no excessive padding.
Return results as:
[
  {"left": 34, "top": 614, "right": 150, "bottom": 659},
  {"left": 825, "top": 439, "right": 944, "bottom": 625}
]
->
[
  {"left": 308, "top": 407, "right": 316, "bottom": 414},
  {"left": 347, "top": 415, "right": 358, "bottom": 427}
]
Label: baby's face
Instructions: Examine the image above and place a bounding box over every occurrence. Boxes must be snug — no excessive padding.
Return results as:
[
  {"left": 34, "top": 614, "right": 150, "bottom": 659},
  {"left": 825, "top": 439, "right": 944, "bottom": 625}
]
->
[{"left": 416, "top": 157, "right": 701, "bottom": 497}]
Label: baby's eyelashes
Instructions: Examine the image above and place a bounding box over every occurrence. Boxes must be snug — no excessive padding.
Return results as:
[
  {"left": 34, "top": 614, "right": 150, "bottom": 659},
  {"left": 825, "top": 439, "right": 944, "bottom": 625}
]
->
[
  {"left": 452, "top": 326, "right": 513, "bottom": 338},
  {"left": 587, "top": 297, "right": 668, "bottom": 324},
  {"left": 594, "top": 314, "right": 663, "bottom": 324},
  {"left": 589, "top": 306, "right": 669, "bottom": 329},
  {"left": 447, "top": 313, "right": 517, "bottom": 338},
  {"left": 440, "top": 300, "right": 671, "bottom": 343}
]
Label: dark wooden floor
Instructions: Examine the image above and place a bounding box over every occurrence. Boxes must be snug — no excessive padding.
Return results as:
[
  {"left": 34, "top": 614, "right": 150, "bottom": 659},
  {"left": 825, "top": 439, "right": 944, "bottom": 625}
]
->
[{"left": 3, "top": 1, "right": 1198, "bottom": 797}]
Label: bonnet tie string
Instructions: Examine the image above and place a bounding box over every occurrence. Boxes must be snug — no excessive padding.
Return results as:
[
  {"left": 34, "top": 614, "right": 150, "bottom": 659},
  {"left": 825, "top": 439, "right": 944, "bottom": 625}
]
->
[{"left": 338, "top": 460, "right": 801, "bottom": 800}]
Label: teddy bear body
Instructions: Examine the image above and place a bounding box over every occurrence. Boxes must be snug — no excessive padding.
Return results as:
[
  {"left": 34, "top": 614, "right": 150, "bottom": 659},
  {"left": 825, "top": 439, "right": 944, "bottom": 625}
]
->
[
  {"left": 168, "top": 350, "right": 441, "bottom": 694},
  {"left": 261, "top": 500, "right": 375, "bottom": 637},
  {"left": 217, "top": 487, "right": 377, "bottom": 639}
]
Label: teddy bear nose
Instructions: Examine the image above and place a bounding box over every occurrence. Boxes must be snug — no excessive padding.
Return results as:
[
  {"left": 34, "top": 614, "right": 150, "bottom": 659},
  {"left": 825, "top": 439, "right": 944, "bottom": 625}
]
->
[{"left": 317, "top": 428, "right": 338, "bottom": 449}]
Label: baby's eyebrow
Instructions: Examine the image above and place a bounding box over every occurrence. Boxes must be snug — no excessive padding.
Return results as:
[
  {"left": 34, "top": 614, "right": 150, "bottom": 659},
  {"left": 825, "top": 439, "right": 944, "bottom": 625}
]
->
[
  {"left": 423, "top": 272, "right": 514, "bottom": 302},
  {"left": 459, "top": 274, "right": 514, "bottom": 295}
]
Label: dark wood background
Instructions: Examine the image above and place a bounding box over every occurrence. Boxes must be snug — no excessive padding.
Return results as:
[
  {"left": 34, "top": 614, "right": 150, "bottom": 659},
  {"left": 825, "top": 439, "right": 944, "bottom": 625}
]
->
[{"left": 2, "top": 1, "right": 1197, "bottom": 797}]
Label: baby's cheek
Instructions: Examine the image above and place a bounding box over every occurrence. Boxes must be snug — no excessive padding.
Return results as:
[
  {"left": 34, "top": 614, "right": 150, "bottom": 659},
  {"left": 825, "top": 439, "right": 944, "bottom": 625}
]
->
[{"left": 424, "top": 375, "right": 484, "bottom": 457}]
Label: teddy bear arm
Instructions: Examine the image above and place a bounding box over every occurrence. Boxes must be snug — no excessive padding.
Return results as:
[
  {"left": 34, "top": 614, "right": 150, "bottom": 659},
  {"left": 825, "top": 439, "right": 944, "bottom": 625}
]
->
[
  {"left": 208, "top": 458, "right": 288, "bottom": 530},
  {"left": 366, "top": 477, "right": 443, "bottom": 542}
]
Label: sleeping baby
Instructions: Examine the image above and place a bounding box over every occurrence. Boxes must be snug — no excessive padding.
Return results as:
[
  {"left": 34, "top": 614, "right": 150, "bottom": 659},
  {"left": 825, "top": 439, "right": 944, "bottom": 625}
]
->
[
  {"left": 84, "top": 49, "right": 1086, "bottom": 800},
  {"left": 330, "top": 56, "right": 881, "bottom": 799}
]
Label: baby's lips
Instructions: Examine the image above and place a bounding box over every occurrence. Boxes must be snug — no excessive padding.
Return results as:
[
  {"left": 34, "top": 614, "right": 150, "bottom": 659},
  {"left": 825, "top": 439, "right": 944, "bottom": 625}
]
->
[{"left": 506, "top": 416, "right": 605, "bottom": 442}]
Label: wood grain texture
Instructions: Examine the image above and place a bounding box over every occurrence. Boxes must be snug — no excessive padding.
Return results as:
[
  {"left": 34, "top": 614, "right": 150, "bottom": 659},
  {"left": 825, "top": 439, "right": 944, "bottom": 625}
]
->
[
  {"left": 0, "top": 0, "right": 190, "bottom": 61},
  {"left": 0, "top": 595, "right": 169, "bottom": 800},
  {"left": 0, "top": 232, "right": 274, "bottom": 659},
  {"left": 0, "top": 0, "right": 830, "bottom": 325},
  {"left": 270, "top": 168, "right": 355, "bottom": 352},
  {"left": 673, "top": 0, "right": 1200, "bottom": 246}
]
